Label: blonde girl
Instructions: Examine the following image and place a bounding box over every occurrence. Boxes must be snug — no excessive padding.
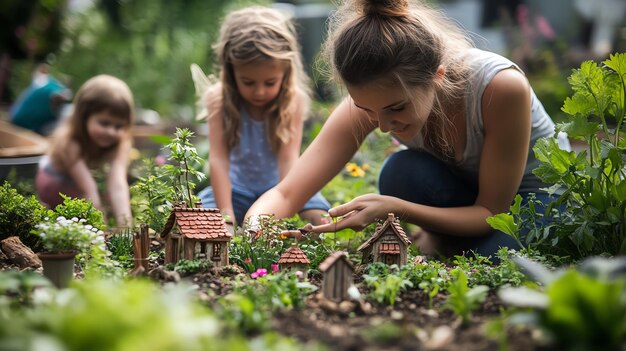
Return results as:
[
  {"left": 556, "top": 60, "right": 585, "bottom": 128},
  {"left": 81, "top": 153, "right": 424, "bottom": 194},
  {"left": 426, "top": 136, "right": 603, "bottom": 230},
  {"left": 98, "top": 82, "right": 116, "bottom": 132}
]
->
[
  {"left": 36, "top": 74, "right": 134, "bottom": 226},
  {"left": 247, "top": 0, "right": 571, "bottom": 259},
  {"left": 197, "top": 6, "right": 330, "bottom": 225}
]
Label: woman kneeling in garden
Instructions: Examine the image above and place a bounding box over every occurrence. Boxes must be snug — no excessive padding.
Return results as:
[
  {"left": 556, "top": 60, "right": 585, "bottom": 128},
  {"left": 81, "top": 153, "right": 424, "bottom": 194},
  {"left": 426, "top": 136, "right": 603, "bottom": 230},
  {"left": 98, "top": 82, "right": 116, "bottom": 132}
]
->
[{"left": 246, "top": 0, "right": 571, "bottom": 258}]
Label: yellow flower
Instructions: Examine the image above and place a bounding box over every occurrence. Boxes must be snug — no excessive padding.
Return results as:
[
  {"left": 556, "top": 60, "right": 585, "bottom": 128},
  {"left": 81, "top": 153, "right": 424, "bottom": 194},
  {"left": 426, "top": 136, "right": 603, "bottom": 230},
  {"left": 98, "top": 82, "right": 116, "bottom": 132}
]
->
[
  {"left": 345, "top": 162, "right": 365, "bottom": 177},
  {"left": 362, "top": 163, "right": 370, "bottom": 171}
]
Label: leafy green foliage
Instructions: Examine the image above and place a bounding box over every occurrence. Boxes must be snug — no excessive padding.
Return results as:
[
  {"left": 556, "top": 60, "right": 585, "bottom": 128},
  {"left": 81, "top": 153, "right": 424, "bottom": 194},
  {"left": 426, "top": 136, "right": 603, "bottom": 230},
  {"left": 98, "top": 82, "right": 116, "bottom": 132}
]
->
[
  {"left": 130, "top": 158, "right": 171, "bottom": 233},
  {"left": 499, "top": 256, "right": 626, "bottom": 350},
  {"left": 0, "top": 278, "right": 312, "bottom": 351},
  {"left": 443, "top": 269, "right": 489, "bottom": 325},
  {"left": 164, "top": 259, "right": 212, "bottom": 276},
  {"left": 51, "top": 0, "right": 265, "bottom": 118},
  {"left": 163, "top": 128, "right": 206, "bottom": 207},
  {"left": 488, "top": 53, "right": 626, "bottom": 258},
  {"left": 230, "top": 215, "right": 291, "bottom": 273},
  {"left": 106, "top": 229, "right": 135, "bottom": 269},
  {"left": 131, "top": 128, "right": 205, "bottom": 232},
  {"left": 52, "top": 194, "right": 105, "bottom": 230},
  {"left": 363, "top": 263, "right": 413, "bottom": 306},
  {"left": 220, "top": 271, "right": 317, "bottom": 334},
  {"left": 0, "top": 181, "right": 50, "bottom": 248}
]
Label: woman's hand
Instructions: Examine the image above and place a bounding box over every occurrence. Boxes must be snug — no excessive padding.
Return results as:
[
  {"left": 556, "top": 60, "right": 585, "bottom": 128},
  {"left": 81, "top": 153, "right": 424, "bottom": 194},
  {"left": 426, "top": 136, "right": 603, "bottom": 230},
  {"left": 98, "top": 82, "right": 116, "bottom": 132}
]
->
[{"left": 310, "top": 194, "right": 398, "bottom": 233}]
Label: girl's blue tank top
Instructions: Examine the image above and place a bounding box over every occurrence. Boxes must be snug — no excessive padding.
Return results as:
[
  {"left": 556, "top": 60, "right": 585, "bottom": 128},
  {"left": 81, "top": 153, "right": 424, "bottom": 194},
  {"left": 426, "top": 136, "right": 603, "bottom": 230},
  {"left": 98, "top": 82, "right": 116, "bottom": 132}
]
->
[{"left": 228, "top": 107, "right": 279, "bottom": 195}]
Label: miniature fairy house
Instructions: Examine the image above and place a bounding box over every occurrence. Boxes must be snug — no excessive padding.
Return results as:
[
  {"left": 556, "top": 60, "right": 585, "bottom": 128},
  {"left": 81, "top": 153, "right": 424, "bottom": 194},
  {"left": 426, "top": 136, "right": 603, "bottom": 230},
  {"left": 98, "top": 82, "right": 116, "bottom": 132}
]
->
[
  {"left": 278, "top": 243, "right": 310, "bottom": 275},
  {"left": 319, "top": 251, "right": 355, "bottom": 302},
  {"left": 357, "top": 213, "right": 411, "bottom": 266},
  {"left": 160, "top": 202, "right": 232, "bottom": 266}
]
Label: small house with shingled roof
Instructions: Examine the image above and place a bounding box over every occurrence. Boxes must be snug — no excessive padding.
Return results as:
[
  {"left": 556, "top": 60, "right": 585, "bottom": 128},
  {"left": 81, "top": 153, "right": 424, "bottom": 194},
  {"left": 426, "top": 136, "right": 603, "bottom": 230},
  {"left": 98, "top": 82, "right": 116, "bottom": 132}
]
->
[
  {"left": 319, "top": 251, "right": 355, "bottom": 302},
  {"left": 357, "top": 213, "right": 411, "bottom": 266},
  {"left": 278, "top": 243, "right": 310, "bottom": 275},
  {"left": 160, "top": 202, "right": 232, "bottom": 267}
]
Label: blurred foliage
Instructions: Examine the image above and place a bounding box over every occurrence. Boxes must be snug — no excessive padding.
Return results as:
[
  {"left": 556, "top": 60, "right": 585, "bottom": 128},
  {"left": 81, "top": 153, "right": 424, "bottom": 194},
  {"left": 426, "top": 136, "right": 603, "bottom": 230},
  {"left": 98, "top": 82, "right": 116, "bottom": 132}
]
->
[{"left": 11, "top": 0, "right": 269, "bottom": 119}]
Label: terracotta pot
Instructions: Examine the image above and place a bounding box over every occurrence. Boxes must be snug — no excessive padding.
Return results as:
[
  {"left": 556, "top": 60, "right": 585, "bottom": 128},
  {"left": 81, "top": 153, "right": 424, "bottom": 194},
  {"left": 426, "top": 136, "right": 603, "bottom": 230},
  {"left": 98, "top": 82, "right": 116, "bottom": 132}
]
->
[{"left": 37, "top": 252, "right": 76, "bottom": 288}]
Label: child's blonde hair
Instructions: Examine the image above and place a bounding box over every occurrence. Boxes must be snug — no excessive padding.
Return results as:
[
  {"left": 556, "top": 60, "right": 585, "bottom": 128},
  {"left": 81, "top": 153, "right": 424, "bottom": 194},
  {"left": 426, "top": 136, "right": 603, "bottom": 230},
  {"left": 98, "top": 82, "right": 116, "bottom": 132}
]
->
[
  {"left": 322, "top": 0, "right": 474, "bottom": 156},
  {"left": 210, "top": 6, "right": 310, "bottom": 153},
  {"left": 51, "top": 74, "right": 134, "bottom": 166}
]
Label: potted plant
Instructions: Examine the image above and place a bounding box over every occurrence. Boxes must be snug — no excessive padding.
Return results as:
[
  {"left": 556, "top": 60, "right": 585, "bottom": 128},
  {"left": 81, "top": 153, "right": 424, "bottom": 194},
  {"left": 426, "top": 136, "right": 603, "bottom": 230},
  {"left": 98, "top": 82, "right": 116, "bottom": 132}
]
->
[{"left": 32, "top": 216, "right": 104, "bottom": 288}]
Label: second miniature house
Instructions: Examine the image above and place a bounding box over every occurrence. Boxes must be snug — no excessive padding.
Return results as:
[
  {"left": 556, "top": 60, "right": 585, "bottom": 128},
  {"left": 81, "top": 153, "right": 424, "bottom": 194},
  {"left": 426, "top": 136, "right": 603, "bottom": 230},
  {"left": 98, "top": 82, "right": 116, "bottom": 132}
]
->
[
  {"left": 357, "top": 213, "right": 411, "bottom": 266},
  {"left": 319, "top": 251, "right": 355, "bottom": 302},
  {"left": 278, "top": 243, "right": 310, "bottom": 274},
  {"left": 160, "top": 202, "right": 232, "bottom": 267}
]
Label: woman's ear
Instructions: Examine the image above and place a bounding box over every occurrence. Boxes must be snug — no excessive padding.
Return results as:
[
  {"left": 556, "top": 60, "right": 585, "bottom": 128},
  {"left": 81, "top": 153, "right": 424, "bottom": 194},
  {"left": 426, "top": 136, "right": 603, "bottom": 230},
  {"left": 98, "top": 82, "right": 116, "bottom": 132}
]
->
[{"left": 435, "top": 65, "right": 446, "bottom": 81}]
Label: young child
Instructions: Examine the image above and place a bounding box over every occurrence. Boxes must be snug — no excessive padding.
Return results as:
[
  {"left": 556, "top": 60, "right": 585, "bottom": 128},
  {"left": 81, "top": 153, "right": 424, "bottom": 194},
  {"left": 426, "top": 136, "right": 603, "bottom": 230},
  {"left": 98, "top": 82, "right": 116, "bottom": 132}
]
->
[
  {"left": 246, "top": 0, "right": 571, "bottom": 258},
  {"left": 36, "top": 74, "right": 134, "bottom": 226},
  {"left": 196, "top": 6, "right": 330, "bottom": 226},
  {"left": 10, "top": 63, "right": 72, "bottom": 135}
]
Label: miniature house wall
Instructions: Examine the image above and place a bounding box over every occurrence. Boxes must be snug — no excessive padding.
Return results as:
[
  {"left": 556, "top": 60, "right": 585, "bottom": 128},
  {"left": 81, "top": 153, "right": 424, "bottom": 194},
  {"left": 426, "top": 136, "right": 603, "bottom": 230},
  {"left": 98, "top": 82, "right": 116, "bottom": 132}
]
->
[
  {"left": 319, "top": 251, "right": 355, "bottom": 302},
  {"left": 278, "top": 243, "right": 310, "bottom": 275},
  {"left": 160, "top": 202, "right": 232, "bottom": 267},
  {"left": 357, "top": 213, "right": 411, "bottom": 266}
]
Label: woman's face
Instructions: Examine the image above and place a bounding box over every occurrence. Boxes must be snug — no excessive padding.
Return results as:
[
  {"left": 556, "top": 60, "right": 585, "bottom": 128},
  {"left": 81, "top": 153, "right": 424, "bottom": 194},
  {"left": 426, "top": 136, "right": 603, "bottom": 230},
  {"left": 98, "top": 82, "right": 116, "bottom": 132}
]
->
[
  {"left": 346, "top": 78, "right": 436, "bottom": 142},
  {"left": 86, "top": 111, "right": 128, "bottom": 148},
  {"left": 233, "top": 59, "right": 287, "bottom": 110}
]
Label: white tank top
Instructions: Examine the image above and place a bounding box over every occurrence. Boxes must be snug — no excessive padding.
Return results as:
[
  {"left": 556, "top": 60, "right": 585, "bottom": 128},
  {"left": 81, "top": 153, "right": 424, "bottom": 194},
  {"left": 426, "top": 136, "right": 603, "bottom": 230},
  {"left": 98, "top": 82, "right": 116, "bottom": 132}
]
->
[{"left": 402, "top": 48, "right": 571, "bottom": 193}]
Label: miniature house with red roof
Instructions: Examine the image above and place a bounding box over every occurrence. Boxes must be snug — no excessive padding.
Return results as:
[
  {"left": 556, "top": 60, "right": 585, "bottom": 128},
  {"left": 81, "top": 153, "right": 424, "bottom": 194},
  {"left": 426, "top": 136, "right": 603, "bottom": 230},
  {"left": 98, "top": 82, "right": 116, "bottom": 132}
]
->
[
  {"left": 160, "top": 202, "right": 232, "bottom": 266},
  {"left": 319, "top": 251, "right": 355, "bottom": 302},
  {"left": 278, "top": 243, "right": 310, "bottom": 275},
  {"left": 357, "top": 213, "right": 411, "bottom": 266}
]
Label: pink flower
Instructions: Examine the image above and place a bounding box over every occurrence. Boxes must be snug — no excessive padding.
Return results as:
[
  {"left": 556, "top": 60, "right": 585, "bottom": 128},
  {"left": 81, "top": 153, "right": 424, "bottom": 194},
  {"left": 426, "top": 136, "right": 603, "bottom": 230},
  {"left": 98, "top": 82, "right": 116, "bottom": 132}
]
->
[
  {"left": 155, "top": 154, "right": 166, "bottom": 166},
  {"left": 271, "top": 264, "right": 279, "bottom": 273},
  {"left": 251, "top": 268, "right": 269, "bottom": 279},
  {"left": 535, "top": 16, "right": 555, "bottom": 40},
  {"left": 245, "top": 257, "right": 251, "bottom": 263}
]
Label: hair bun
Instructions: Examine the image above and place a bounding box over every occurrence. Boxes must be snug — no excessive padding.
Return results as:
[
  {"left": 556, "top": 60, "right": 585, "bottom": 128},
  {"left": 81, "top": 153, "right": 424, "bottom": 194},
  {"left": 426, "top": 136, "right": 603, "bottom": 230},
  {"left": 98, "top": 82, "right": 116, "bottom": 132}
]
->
[{"left": 362, "top": 0, "right": 410, "bottom": 18}]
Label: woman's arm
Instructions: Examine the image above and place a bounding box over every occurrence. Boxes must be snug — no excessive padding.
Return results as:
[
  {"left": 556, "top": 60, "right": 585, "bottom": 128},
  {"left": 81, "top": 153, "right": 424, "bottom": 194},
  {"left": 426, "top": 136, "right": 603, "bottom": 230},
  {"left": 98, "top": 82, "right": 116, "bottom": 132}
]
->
[
  {"left": 246, "top": 97, "right": 375, "bottom": 219},
  {"left": 207, "top": 105, "right": 235, "bottom": 221},
  {"left": 313, "top": 68, "right": 532, "bottom": 236},
  {"left": 107, "top": 138, "right": 132, "bottom": 226}
]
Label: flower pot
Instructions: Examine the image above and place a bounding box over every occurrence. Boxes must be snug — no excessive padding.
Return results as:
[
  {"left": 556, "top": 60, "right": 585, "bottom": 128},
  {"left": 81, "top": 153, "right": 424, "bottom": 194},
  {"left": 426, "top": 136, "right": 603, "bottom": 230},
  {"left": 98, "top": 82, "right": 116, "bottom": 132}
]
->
[{"left": 38, "top": 252, "right": 76, "bottom": 288}]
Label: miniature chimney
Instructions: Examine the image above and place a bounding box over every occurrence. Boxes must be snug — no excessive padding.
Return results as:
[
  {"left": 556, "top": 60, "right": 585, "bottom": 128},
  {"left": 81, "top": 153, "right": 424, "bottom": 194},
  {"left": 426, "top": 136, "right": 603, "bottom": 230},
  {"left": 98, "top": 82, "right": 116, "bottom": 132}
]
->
[
  {"left": 387, "top": 213, "right": 395, "bottom": 222},
  {"left": 195, "top": 201, "right": 202, "bottom": 209}
]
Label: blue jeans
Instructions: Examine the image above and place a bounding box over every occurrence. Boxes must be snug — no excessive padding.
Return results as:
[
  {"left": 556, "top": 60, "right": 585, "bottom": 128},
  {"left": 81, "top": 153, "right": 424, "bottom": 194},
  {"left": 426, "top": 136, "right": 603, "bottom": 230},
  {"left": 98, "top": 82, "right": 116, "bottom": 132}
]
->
[
  {"left": 198, "top": 185, "right": 330, "bottom": 225},
  {"left": 378, "top": 149, "right": 553, "bottom": 260}
]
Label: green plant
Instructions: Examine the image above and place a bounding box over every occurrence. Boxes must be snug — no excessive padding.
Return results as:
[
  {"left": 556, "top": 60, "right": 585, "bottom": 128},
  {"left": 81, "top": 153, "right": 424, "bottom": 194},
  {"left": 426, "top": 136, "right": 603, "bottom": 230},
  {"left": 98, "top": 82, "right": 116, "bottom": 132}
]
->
[
  {"left": 219, "top": 271, "right": 317, "bottom": 334},
  {"left": 443, "top": 269, "right": 489, "bottom": 326},
  {"left": 32, "top": 216, "right": 104, "bottom": 255},
  {"left": 499, "top": 256, "right": 626, "bottom": 351},
  {"left": 106, "top": 229, "right": 135, "bottom": 269},
  {"left": 231, "top": 215, "right": 290, "bottom": 273},
  {"left": 363, "top": 263, "right": 413, "bottom": 306},
  {"left": 131, "top": 158, "right": 171, "bottom": 233},
  {"left": 452, "top": 249, "right": 528, "bottom": 289},
  {"left": 52, "top": 195, "right": 105, "bottom": 230},
  {"left": 162, "top": 128, "right": 206, "bottom": 207},
  {"left": 0, "top": 181, "right": 51, "bottom": 248},
  {"left": 164, "top": 259, "right": 212, "bottom": 276},
  {"left": 131, "top": 128, "right": 205, "bottom": 233},
  {"left": 488, "top": 53, "right": 626, "bottom": 258},
  {"left": 0, "top": 277, "right": 314, "bottom": 351}
]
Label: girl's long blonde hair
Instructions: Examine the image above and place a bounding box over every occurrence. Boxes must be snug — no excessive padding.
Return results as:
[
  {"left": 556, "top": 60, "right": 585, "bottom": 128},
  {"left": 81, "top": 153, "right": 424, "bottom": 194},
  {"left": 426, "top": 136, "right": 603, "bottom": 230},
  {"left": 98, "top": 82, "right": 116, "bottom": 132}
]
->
[
  {"left": 209, "top": 6, "right": 310, "bottom": 153},
  {"left": 51, "top": 74, "right": 134, "bottom": 167},
  {"left": 322, "top": 0, "right": 473, "bottom": 156}
]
